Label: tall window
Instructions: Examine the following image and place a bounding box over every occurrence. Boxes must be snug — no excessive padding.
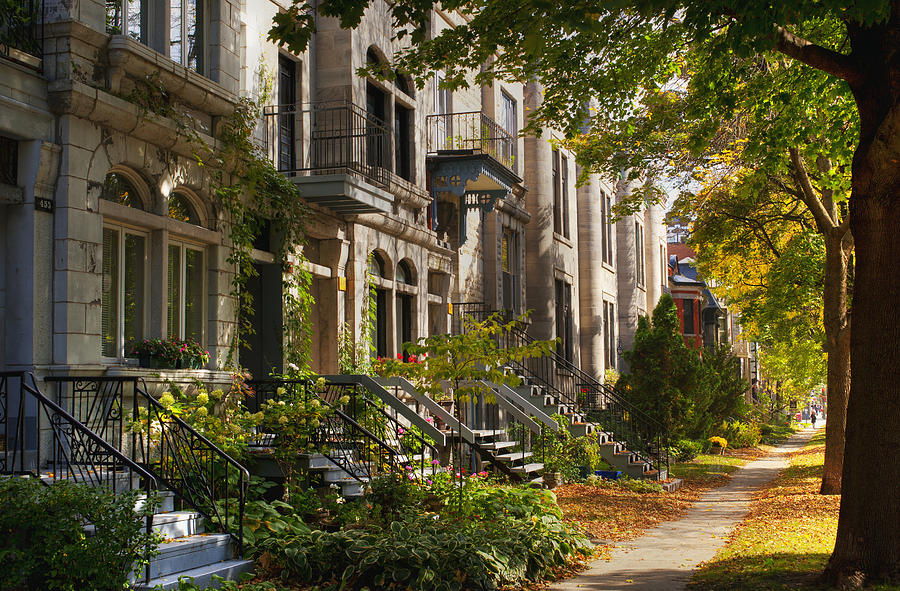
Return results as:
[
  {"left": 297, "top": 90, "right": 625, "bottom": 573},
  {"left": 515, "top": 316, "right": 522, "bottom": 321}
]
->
[
  {"left": 394, "top": 104, "right": 412, "bottom": 181},
  {"left": 601, "top": 191, "right": 613, "bottom": 265},
  {"left": 561, "top": 154, "right": 570, "bottom": 238},
  {"left": 682, "top": 299, "right": 695, "bottom": 335},
  {"left": 660, "top": 244, "right": 667, "bottom": 289},
  {"left": 166, "top": 242, "right": 204, "bottom": 341},
  {"left": 102, "top": 227, "right": 147, "bottom": 358},
  {"left": 366, "top": 82, "right": 389, "bottom": 171},
  {"left": 500, "top": 92, "right": 517, "bottom": 171},
  {"left": 552, "top": 149, "right": 561, "bottom": 235},
  {"left": 106, "top": 1, "right": 204, "bottom": 73},
  {"left": 395, "top": 261, "right": 415, "bottom": 361},
  {"left": 277, "top": 55, "right": 297, "bottom": 172},
  {"left": 433, "top": 71, "right": 452, "bottom": 149},
  {"left": 501, "top": 227, "right": 520, "bottom": 313},
  {"left": 368, "top": 252, "right": 389, "bottom": 358},
  {"left": 634, "top": 222, "right": 645, "bottom": 287},
  {"left": 604, "top": 301, "right": 616, "bottom": 369},
  {"left": 555, "top": 279, "right": 573, "bottom": 362}
]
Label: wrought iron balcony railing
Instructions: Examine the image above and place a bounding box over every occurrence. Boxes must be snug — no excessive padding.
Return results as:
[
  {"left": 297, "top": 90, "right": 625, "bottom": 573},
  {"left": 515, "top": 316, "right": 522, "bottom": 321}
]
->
[
  {"left": 263, "top": 100, "right": 394, "bottom": 191},
  {"left": 0, "top": 0, "right": 42, "bottom": 67},
  {"left": 426, "top": 111, "right": 517, "bottom": 173}
]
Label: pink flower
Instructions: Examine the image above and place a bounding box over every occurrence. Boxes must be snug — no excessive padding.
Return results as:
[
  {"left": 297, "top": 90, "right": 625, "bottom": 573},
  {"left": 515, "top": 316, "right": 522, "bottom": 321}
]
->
[
  {"left": 425, "top": 417, "right": 433, "bottom": 423},
  {"left": 407, "top": 473, "right": 415, "bottom": 480},
  {"left": 431, "top": 459, "right": 440, "bottom": 465},
  {"left": 397, "top": 353, "right": 403, "bottom": 359},
  {"left": 427, "top": 480, "right": 433, "bottom": 485},
  {"left": 398, "top": 427, "right": 405, "bottom": 434}
]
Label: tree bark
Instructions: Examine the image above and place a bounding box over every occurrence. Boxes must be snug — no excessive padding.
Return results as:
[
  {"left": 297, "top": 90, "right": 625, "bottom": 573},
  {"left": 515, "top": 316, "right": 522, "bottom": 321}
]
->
[
  {"left": 825, "top": 15, "right": 900, "bottom": 578},
  {"left": 788, "top": 149, "right": 851, "bottom": 495}
]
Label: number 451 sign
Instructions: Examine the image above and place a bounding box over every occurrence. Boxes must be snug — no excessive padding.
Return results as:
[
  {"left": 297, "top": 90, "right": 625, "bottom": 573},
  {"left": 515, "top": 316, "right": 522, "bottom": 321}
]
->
[{"left": 35, "top": 197, "right": 53, "bottom": 212}]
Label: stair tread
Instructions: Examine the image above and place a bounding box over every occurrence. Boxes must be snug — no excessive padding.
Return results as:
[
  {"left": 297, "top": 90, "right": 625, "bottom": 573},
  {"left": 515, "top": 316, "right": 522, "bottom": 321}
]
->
[
  {"left": 472, "top": 429, "right": 507, "bottom": 438},
  {"left": 482, "top": 440, "right": 517, "bottom": 450},
  {"left": 510, "top": 462, "right": 544, "bottom": 474},
  {"left": 134, "top": 558, "right": 254, "bottom": 590},
  {"left": 495, "top": 451, "right": 533, "bottom": 462}
]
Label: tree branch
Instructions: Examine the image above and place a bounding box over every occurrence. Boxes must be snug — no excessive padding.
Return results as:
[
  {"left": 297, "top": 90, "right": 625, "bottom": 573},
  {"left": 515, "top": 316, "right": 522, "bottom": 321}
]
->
[
  {"left": 788, "top": 147, "right": 838, "bottom": 233},
  {"left": 775, "top": 27, "right": 863, "bottom": 86}
]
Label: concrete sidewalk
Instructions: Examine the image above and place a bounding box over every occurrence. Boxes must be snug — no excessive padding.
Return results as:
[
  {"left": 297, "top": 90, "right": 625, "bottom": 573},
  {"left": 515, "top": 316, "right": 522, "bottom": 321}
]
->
[{"left": 551, "top": 426, "right": 822, "bottom": 591}]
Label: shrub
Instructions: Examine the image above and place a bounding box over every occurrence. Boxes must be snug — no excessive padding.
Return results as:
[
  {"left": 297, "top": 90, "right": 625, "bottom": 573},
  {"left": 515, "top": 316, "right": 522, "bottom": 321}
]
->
[
  {"left": 669, "top": 438, "right": 704, "bottom": 462},
  {"left": 259, "top": 509, "right": 591, "bottom": 590},
  {"left": 718, "top": 420, "right": 762, "bottom": 448},
  {"left": 0, "top": 478, "right": 160, "bottom": 591},
  {"left": 618, "top": 477, "right": 665, "bottom": 494}
]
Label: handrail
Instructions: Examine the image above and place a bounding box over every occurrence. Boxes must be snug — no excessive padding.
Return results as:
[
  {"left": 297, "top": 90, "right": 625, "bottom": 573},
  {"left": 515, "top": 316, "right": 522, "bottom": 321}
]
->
[
  {"left": 374, "top": 376, "right": 475, "bottom": 444},
  {"left": 324, "top": 375, "right": 446, "bottom": 445},
  {"left": 478, "top": 381, "right": 542, "bottom": 435},
  {"left": 492, "top": 382, "right": 561, "bottom": 432},
  {"left": 246, "top": 378, "right": 439, "bottom": 483},
  {"left": 452, "top": 303, "right": 670, "bottom": 475},
  {"left": 45, "top": 376, "right": 249, "bottom": 557},
  {"left": 1, "top": 372, "right": 159, "bottom": 583}
]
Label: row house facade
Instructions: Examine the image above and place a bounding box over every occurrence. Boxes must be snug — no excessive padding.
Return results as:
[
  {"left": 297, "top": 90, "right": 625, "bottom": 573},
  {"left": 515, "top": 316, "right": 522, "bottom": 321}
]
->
[{"left": 0, "top": 0, "right": 667, "bottom": 384}]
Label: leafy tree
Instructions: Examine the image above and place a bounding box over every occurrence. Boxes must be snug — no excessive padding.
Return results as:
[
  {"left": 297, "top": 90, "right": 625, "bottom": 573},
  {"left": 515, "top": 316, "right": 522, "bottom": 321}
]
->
[
  {"left": 620, "top": 294, "right": 747, "bottom": 440},
  {"left": 619, "top": 294, "right": 702, "bottom": 438},
  {"left": 269, "top": 2, "right": 900, "bottom": 583}
]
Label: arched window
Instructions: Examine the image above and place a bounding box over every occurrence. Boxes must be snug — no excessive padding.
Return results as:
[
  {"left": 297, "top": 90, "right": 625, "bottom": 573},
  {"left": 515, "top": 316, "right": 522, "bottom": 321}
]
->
[
  {"left": 396, "top": 260, "right": 414, "bottom": 285},
  {"left": 168, "top": 191, "right": 201, "bottom": 225},
  {"left": 368, "top": 251, "right": 386, "bottom": 278},
  {"left": 395, "top": 71, "right": 414, "bottom": 98},
  {"left": 101, "top": 172, "right": 144, "bottom": 209}
]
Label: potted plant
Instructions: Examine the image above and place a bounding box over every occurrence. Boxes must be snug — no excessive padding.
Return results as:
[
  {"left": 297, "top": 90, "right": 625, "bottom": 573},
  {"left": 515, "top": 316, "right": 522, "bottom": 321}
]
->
[
  {"left": 708, "top": 436, "right": 728, "bottom": 455},
  {"left": 127, "top": 338, "right": 179, "bottom": 369},
  {"left": 174, "top": 339, "right": 210, "bottom": 369}
]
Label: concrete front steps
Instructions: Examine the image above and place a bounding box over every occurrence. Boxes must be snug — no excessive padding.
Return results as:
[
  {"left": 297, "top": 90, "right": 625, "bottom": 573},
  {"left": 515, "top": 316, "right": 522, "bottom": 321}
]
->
[
  {"left": 472, "top": 429, "right": 544, "bottom": 479},
  {"left": 130, "top": 491, "right": 253, "bottom": 590},
  {"left": 511, "top": 379, "right": 666, "bottom": 481}
]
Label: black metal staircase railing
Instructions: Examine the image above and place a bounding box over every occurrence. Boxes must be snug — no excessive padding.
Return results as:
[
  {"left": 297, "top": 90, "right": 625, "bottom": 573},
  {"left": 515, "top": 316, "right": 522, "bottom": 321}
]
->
[
  {"left": 246, "top": 379, "right": 439, "bottom": 484},
  {"left": 1, "top": 372, "right": 161, "bottom": 582},
  {"left": 45, "top": 376, "right": 249, "bottom": 557},
  {"left": 452, "top": 303, "right": 670, "bottom": 475}
]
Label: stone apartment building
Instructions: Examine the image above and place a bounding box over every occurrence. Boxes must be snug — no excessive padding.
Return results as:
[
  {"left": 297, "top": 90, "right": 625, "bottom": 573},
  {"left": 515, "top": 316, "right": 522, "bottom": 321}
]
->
[{"left": 0, "top": 0, "right": 667, "bottom": 382}]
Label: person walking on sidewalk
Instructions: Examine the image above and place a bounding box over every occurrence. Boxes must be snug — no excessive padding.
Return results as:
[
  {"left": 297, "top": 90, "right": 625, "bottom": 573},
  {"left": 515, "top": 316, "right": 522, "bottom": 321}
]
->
[{"left": 811, "top": 411, "right": 817, "bottom": 428}]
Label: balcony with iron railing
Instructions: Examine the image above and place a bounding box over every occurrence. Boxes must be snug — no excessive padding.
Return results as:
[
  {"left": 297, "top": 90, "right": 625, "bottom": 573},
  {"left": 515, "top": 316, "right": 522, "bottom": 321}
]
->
[
  {"left": 426, "top": 111, "right": 517, "bottom": 174},
  {"left": 0, "top": 0, "right": 42, "bottom": 69},
  {"left": 262, "top": 100, "right": 429, "bottom": 216}
]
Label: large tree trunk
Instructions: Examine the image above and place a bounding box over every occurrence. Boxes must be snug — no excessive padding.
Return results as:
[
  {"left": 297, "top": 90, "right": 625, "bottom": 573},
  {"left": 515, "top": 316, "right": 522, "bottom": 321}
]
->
[
  {"left": 825, "top": 53, "right": 900, "bottom": 579},
  {"left": 820, "top": 232, "right": 850, "bottom": 495}
]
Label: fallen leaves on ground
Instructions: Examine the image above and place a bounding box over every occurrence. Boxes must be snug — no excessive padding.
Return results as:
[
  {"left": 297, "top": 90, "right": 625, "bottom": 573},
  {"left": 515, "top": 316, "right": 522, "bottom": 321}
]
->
[
  {"left": 690, "top": 435, "right": 841, "bottom": 591},
  {"left": 557, "top": 449, "right": 763, "bottom": 546}
]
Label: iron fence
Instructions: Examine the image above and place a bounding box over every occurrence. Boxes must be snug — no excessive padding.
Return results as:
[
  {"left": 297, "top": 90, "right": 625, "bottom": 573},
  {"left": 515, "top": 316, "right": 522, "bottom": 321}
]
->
[
  {"left": 0, "top": 0, "right": 42, "bottom": 66},
  {"left": 45, "top": 376, "right": 248, "bottom": 557}
]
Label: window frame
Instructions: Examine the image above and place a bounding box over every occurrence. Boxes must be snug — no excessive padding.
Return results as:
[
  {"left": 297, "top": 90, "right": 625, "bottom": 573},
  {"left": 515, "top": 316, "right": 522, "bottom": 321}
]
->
[
  {"left": 106, "top": 0, "right": 206, "bottom": 74},
  {"left": 634, "top": 221, "right": 645, "bottom": 287},
  {"left": 561, "top": 154, "right": 570, "bottom": 239},
  {"left": 604, "top": 300, "right": 616, "bottom": 369},
  {"left": 552, "top": 149, "right": 561, "bottom": 235},
  {"left": 101, "top": 221, "right": 150, "bottom": 361},
  {"left": 166, "top": 237, "right": 207, "bottom": 344}
]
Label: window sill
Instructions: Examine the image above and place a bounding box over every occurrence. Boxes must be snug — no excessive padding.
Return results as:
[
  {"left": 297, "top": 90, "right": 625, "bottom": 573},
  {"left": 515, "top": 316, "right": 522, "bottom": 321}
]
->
[
  {"left": 601, "top": 261, "right": 615, "bottom": 273},
  {"left": 106, "top": 35, "right": 238, "bottom": 117},
  {"left": 104, "top": 366, "right": 234, "bottom": 397},
  {"left": 553, "top": 232, "right": 573, "bottom": 248}
]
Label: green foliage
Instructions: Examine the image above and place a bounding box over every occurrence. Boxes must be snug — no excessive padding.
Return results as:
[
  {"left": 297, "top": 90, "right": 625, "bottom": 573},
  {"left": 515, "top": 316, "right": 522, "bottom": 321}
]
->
[
  {"left": 375, "top": 312, "right": 555, "bottom": 405},
  {"left": 258, "top": 499, "right": 590, "bottom": 590},
  {"left": 668, "top": 438, "right": 704, "bottom": 462},
  {"left": 365, "top": 471, "right": 427, "bottom": 519},
  {"left": 620, "top": 293, "right": 703, "bottom": 437},
  {"left": 129, "top": 376, "right": 263, "bottom": 461},
  {"left": 621, "top": 294, "right": 749, "bottom": 440},
  {"left": 0, "top": 478, "right": 161, "bottom": 591},
  {"left": 717, "top": 421, "right": 763, "bottom": 449},
  {"left": 617, "top": 477, "right": 666, "bottom": 495}
]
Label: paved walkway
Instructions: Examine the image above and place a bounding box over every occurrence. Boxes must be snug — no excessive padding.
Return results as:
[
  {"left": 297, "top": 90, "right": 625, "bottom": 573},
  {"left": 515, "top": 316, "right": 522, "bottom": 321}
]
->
[{"left": 551, "top": 426, "right": 822, "bottom": 591}]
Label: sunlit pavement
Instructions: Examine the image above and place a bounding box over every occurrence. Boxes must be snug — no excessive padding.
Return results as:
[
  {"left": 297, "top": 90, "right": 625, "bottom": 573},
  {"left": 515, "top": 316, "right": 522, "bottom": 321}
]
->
[{"left": 550, "top": 426, "right": 823, "bottom": 591}]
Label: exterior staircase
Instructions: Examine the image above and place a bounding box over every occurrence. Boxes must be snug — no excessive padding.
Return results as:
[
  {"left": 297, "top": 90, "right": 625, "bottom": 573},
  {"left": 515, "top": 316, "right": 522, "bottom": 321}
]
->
[
  {"left": 131, "top": 492, "right": 253, "bottom": 590},
  {"left": 0, "top": 372, "right": 252, "bottom": 590},
  {"left": 452, "top": 304, "right": 670, "bottom": 481}
]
